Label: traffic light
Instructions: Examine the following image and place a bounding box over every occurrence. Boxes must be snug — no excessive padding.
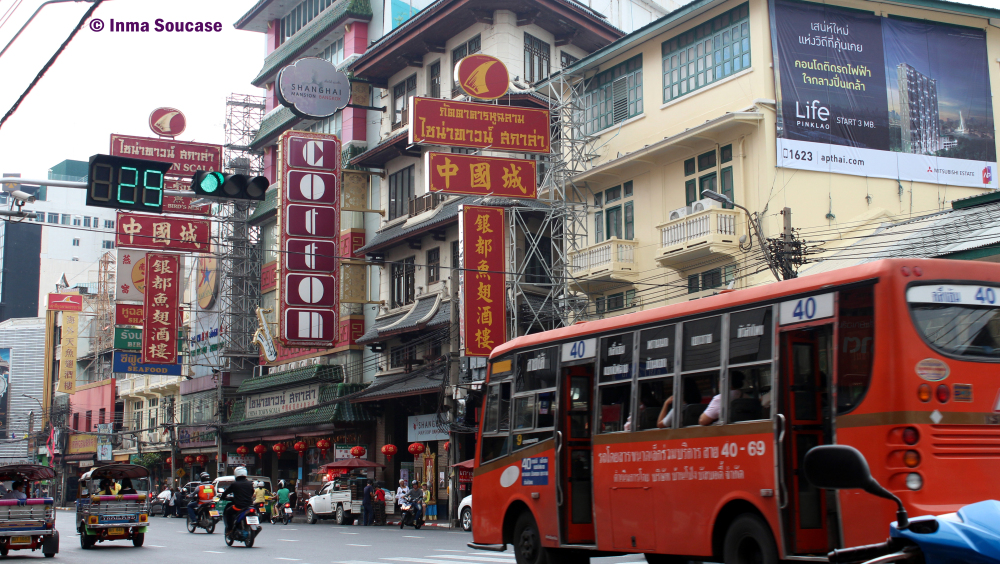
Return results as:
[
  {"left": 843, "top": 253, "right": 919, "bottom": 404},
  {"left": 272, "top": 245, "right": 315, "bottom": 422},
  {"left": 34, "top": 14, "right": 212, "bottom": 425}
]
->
[
  {"left": 86, "top": 154, "right": 173, "bottom": 213},
  {"left": 191, "top": 170, "right": 269, "bottom": 201}
]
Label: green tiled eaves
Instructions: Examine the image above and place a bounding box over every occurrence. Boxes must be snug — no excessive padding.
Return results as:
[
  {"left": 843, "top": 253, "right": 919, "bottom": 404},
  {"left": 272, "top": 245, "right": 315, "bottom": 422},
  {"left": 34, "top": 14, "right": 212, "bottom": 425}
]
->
[
  {"left": 250, "top": 106, "right": 298, "bottom": 150},
  {"left": 248, "top": 187, "right": 278, "bottom": 225},
  {"left": 251, "top": 0, "right": 373, "bottom": 87},
  {"left": 236, "top": 364, "right": 344, "bottom": 395},
  {"left": 226, "top": 380, "right": 372, "bottom": 432}
]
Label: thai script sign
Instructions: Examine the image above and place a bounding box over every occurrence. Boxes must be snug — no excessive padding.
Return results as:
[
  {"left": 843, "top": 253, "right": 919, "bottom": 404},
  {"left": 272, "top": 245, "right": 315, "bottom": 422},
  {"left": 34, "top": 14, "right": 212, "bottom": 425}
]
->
[
  {"left": 59, "top": 312, "right": 78, "bottom": 394},
  {"left": 110, "top": 134, "right": 222, "bottom": 177},
  {"left": 425, "top": 152, "right": 537, "bottom": 198},
  {"left": 115, "top": 327, "right": 182, "bottom": 351},
  {"left": 116, "top": 212, "right": 211, "bottom": 252},
  {"left": 244, "top": 383, "right": 320, "bottom": 419},
  {"left": 113, "top": 351, "right": 182, "bottom": 375},
  {"left": 460, "top": 205, "right": 507, "bottom": 357},
  {"left": 409, "top": 97, "right": 550, "bottom": 153},
  {"left": 115, "top": 304, "right": 183, "bottom": 326},
  {"left": 773, "top": 0, "right": 996, "bottom": 188},
  {"left": 142, "top": 253, "right": 181, "bottom": 365},
  {"left": 47, "top": 293, "right": 82, "bottom": 312},
  {"left": 67, "top": 433, "right": 97, "bottom": 455}
]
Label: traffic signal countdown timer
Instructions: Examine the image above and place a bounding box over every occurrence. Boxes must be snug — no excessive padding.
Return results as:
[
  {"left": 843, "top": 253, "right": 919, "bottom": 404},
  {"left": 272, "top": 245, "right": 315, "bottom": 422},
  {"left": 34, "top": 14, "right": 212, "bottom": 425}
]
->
[
  {"left": 86, "top": 154, "right": 173, "bottom": 213},
  {"left": 191, "top": 171, "right": 269, "bottom": 201}
]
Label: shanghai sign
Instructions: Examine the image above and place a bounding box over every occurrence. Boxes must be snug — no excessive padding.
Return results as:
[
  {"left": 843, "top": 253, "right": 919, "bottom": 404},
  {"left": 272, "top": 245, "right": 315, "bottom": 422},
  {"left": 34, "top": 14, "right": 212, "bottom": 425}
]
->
[
  {"left": 110, "top": 134, "right": 222, "bottom": 177},
  {"left": 455, "top": 54, "right": 509, "bottom": 100},
  {"left": 426, "top": 152, "right": 537, "bottom": 198},
  {"left": 116, "top": 212, "right": 210, "bottom": 252},
  {"left": 409, "top": 97, "right": 550, "bottom": 153},
  {"left": 141, "top": 253, "right": 181, "bottom": 365},
  {"left": 460, "top": 205, "right": 507, "bottom": 357}
]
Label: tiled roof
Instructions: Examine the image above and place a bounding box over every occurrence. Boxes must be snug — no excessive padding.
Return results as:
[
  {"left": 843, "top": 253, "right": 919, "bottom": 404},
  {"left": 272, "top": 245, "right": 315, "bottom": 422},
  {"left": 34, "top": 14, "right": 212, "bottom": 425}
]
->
[
  {"left": 236, "top": 364, "right": 344, "bottom": 395},
  {"left": 351, "top": 363, "right": 446, "bottom": 402},
  {"left": 348, "top": 129, "right": 409, "bottom": 169},
  {"left": 226, "top": 381, "right": 373, "bottom": 433},
  {"left": 355, "top": 311, "right": 406, "bottom": 345},
  {"left": 250, "top": 106, "right": 299, "bottom": 150},
  {"left": 251, "top": 0, "right": 373, "bottom": 87},
  {"left": 248, "top": 187, "right": 278, "bottom": 225},
  {"left": 356, "top": 299, "right": 450, "bottom": 345}
]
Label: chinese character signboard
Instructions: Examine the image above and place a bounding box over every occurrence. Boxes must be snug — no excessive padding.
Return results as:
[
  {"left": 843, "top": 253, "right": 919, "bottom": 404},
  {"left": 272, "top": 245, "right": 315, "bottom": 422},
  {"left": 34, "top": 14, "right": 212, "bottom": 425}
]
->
[
  {"left": 115, "top": 327, "right": 182, "bottom": 351},
  {"left": 116, "top": 248, "right": 148, "bottom": 302},
  {"left": 409, "top": 97, "right": 550, "bottom": 153},
  {"left": 460, "top": 205, "right": 506, "bottom": 357},
  {"left": 142, "top": 253, "right": 181, "bottom": 364},
  {"left": 110, "top": 134, "right": 222, "bottom": 177},
  {"left": 116, "top": 212, "right": 210, "bottom": 251},
  {"left": 278, "top": 131, "right": 341, "bottom": 348},
  {"left": 67, "top": 434, "right": 97, "bottom": 455},
  {"left": 47, "top": 293, "right": 83, "bottom": 311},
  {"left": 426, "top": 152, "right": 537, "bottom": 198},
  {"left": 59, "top": 312, "right": 79, "bottom": 394},
  {"left": 115, "top": 304, "right": 183, "bottom": 326}
]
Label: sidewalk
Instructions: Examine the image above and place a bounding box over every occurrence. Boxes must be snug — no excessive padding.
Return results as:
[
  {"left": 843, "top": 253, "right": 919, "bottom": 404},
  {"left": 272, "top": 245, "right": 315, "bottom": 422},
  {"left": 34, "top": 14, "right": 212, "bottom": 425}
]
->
[{"left": 285, "top": 514, "right": 454, "bottom": 528}]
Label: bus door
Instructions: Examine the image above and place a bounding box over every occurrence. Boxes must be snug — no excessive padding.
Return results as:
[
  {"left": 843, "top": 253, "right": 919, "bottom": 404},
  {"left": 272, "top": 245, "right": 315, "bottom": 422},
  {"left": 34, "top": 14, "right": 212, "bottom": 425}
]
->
[
  {"left": 779, "top": 326, "right": 833, "bottom": 555},
  {"left": 558, "top": 361, "right": 595, "bottom": 545}
]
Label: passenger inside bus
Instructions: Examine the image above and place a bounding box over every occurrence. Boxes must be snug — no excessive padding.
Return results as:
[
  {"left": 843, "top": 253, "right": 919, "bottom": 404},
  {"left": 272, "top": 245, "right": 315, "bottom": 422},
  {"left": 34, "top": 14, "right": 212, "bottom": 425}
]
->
[
  {"left": 681, "top": 377, "right": 711, "bottom": 426},
  {"left": 700, "top": 371, "right": 745, "bottom": 425}
]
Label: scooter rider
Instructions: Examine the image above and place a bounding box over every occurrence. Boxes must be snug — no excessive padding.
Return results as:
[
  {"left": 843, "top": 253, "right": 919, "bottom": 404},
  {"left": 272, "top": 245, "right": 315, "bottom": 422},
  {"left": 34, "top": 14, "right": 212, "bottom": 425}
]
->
[
  {"left": 405, "top": 480, "right": 424, "bottom": 520},
  {"left": 220, "top": 467, "right": 255, "bottom": 538},
  {"left": 187, "top": 472, "right": 214, "bottom": 523}
]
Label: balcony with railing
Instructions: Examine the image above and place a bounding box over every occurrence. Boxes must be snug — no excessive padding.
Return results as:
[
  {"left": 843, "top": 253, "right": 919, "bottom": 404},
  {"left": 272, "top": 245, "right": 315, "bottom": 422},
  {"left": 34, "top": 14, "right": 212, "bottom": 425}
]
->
[
  {"left": 408, "top": 192, "right": 446, "bottom": 217},
  {"left": 656, "top": 207, "right": 741, "bottom": 269},
  {"left": 568, "top": 238, "right": 640, "bottom": 290},
  {"left": 116, "top": 374, "right": 184, "bottom": 397}
]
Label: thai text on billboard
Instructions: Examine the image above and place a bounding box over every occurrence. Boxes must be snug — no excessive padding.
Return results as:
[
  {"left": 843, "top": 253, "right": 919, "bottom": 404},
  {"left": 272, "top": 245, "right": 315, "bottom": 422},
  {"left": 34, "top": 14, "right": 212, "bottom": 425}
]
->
[
  {"left": 409, "top": 97, "right": 550, "bottom": 153},
  {"left": 244, "top": 384, "right": 320, "bottom": 419}
]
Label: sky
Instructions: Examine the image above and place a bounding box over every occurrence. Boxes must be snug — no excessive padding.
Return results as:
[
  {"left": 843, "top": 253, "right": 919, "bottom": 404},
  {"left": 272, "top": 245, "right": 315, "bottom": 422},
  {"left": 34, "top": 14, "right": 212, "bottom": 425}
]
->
[{"left": 0, "top": 0, "right": 997, "bottom": 179}]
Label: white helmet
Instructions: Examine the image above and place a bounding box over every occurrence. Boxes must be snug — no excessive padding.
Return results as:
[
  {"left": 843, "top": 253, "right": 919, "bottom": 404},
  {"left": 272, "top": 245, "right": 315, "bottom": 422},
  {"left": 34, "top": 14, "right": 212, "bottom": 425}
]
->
[
  {"left": 253, "top": 481, "right": 261, "bottom": 488},
  {"left": 234, "top": 467, "right": 248, "bottom": 478}
]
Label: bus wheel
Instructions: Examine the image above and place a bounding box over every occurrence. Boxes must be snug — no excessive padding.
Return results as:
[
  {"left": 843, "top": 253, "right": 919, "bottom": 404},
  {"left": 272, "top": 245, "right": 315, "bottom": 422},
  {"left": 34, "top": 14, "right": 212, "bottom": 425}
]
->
[
  {"left": 723, "top": 514, "right": 777, "bottom": 564},
  {"left": 513, "top": 512, "right": 551, "bottom": 564}
]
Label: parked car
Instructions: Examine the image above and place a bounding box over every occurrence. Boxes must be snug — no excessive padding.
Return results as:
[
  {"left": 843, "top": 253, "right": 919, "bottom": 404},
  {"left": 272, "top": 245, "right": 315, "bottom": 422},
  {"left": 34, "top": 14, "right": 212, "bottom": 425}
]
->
[
  {"left": 459, "top": 495, "right": 472, "bottom": 531},
  {"left": 305, "top": 478, "right": 394, "bottom": 525}
]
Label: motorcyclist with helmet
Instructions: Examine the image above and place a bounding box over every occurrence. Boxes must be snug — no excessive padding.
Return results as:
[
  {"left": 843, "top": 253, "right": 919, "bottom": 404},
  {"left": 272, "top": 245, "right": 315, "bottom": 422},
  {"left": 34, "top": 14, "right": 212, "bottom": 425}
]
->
[
  {"left": 404, "top": 480, "right": 424, "bottom": 521},
  {"left": 187, "top": 472, "right": 215, "bottom": 524},
  {"left": 253, "top": 481, "right": 271, "bottom": 523},
  {"left": 219, "top": 467, "right": 255, "bottom": 538}
]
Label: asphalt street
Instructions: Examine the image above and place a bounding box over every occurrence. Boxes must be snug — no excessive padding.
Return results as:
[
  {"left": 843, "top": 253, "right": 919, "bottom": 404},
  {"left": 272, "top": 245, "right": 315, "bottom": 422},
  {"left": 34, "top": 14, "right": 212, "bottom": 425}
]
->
[{"left": 39, "top": 510, "right": 647, "bottom": 564}]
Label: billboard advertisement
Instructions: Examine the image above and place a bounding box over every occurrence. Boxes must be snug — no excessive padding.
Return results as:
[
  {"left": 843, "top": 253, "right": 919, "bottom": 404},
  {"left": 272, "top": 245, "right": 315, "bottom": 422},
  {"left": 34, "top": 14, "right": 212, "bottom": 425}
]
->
[{"left": 772, "top": 0, "right": 996, "bottom": 188}]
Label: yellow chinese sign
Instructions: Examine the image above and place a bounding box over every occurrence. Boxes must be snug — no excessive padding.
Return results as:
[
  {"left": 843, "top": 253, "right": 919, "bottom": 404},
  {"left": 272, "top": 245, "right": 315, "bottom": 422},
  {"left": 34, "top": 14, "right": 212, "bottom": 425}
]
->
[
  {"left": 59, "top": 311, "right": 78, "bottom": 394},
  {"left": 426, "top": 152, "right": 538, "bottom": 199},
  {"left": 461, "top": 206, "right": 507, "bottom": 357}
]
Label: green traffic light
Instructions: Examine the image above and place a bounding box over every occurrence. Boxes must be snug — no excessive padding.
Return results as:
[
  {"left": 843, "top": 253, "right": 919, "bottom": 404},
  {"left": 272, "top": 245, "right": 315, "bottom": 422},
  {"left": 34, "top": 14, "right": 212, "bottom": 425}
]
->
[{"left": 198, "top": 172, "right": 224, "bottom": 193}]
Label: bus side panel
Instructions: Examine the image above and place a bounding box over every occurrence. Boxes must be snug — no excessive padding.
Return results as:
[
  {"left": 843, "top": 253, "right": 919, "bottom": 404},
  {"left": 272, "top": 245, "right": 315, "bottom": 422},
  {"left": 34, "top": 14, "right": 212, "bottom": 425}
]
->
[
  {"left": 835, "top": 426, "right": 897, "bottom": 547},
  {"left": 472, "top": 445, "right": 558, "bottom": 547},
  {"left": 592, "top": 429, "right": 776, "bottom": 557}
]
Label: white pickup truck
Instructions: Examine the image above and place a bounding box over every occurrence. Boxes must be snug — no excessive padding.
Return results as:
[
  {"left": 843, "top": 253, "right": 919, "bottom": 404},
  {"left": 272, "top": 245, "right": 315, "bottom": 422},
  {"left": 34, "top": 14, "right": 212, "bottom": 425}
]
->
[{"left": 304, "top": 479, "right": 394, "bottom": 525}]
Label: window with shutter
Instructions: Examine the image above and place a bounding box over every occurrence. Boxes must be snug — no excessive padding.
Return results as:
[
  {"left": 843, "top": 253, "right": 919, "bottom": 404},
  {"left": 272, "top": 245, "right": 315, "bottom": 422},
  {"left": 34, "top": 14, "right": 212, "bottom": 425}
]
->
[{"left": 584, "top": 55, "right": 642, "bottom": 135}]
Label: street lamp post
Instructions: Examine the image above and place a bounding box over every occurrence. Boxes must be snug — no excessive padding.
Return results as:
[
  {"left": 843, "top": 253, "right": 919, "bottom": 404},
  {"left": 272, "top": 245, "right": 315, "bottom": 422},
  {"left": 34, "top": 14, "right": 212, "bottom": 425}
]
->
[{"left": 700, "top": 190, "right": 782, "bottom": 282}]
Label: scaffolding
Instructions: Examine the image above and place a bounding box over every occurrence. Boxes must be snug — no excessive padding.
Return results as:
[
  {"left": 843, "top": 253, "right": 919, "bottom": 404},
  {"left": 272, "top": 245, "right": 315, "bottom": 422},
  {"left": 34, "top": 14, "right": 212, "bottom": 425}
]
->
[{"left": 219, "top": 94, "right": 266, "bottom": 373}]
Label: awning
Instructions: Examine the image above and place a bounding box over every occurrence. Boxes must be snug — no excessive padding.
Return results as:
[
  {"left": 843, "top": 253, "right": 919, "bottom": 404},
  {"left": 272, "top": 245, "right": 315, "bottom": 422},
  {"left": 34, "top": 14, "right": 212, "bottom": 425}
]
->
[
  {"left": 351, "top": 363, "right": 446, "bottom": 402},
  {"left": 62, "top": 454, "right": 95, "bottom": 462},
  {"left": 179, "top": 447, "right": 218, "bottom": 454},
  {"left": 451, "top": 459, "right": 474, "bottom": 469}
]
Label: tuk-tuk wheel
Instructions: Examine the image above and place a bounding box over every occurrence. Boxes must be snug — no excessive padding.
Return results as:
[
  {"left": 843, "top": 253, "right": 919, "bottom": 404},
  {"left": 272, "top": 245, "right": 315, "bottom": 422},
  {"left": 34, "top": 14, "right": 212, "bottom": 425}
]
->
[
  {"left": 132, "top": 533, "right": 144, "bottom": 547},
  {"left": 44, "top": 554, "right": 55, "bottom": 558}
]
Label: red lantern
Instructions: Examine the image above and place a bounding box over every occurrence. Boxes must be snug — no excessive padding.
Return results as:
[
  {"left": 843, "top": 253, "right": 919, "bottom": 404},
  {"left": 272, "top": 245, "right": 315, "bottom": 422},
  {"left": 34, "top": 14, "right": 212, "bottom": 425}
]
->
[
  {"left": 350, "top": 446, "right": 366, "bottom": 458},
  {"left": 253, "top": 444, "right": 266, "bottom": 456},
  {"left": 316, "top": 438, "right": 330, "bottom": 457},
  {"left": 443, "top": 441, "right": 450, "bottom": 452},
  {"left": 236, "top": 445, "right": 248, "bottom": 456},
  {"left": 183, "top": 455, "right": 194, "bottom": 464},
  {"left": 164, "top": 456, "right": 172, "bottom": 466},
  {"left": 294, "top": 441, "right": 308, "bottom": 453},
  {"left": 273, "top": 442, "right": 288, "bottom": 455},
  {"left": 381, "top": 444, "right": 397, "bottom": 461},
  {"left": 408, "top": 443, "right": 425, "bottom": 456},
  {"left": 196, "top": 455, "right": 207, "bottom": 465}
]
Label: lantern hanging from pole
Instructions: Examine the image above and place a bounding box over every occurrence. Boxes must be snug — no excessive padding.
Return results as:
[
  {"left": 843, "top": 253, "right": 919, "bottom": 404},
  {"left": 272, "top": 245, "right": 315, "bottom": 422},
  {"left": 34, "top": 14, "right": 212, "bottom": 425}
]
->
[
  {"left": 236, "top": 445, "right": 248, "bottom": 456},
  {"left": 294, "top": 441, "right": 308, "bottom": 453},
  {"left": 316, "top": 438, "right": 330, "bottom": 457},
  {"left": 408, "top": 443, "right": 425, "bottom": 456},
  {"left": 443, "top": 440, "right": 450, "bottom": 452},
  {"left": 253, "top": 444, "right": 266, "bottom": 457},
  {"left": 196, "top": 454, "right": 207, "bottom": 465},
  {"left": 164, "top": 456, "right": 172, "bottom": 466},
  {"left": 380, "top": 444, "right": 397, "bottom": 461},
  {"left": 183, "top": 455, "right": 194, "bottom": 464},
  {"left": 350, "top": 446, "right": 366, "bottom": 458},
  {"left": 273, "top": 442, "right": 288, "bottom": 456}
]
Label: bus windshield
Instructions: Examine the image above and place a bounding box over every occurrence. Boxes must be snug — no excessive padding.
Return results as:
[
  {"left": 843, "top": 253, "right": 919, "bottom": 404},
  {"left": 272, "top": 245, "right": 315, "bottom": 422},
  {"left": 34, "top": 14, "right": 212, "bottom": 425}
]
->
[{"left": 908, "top": 284, "right": 1000, "bottom": 360}]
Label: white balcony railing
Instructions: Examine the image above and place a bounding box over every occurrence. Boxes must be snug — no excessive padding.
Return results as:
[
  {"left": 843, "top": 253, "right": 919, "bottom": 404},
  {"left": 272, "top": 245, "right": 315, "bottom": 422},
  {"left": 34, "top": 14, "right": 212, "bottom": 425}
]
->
[
  {"left": 569, "top": 238, "right": 639, "bottom": 283},
  {"left": 656, "top": 208, "right": 741, "bottom": 269}
]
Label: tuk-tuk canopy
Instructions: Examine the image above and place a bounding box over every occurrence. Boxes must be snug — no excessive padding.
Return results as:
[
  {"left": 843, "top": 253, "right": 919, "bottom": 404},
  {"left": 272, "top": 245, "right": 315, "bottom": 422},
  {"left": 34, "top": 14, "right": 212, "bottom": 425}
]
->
[
  {"left": 0, "top": 464, "right": 55, "bottom": 481},
  {"left": 80, "top": 464, "right": 150, "bottom": 481}
]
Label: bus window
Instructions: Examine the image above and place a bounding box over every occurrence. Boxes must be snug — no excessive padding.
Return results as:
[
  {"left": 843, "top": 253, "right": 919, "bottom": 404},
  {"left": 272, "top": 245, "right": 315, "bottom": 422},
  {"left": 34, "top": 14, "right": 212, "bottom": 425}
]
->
[
  {"left": 481, "top": 381, "right": 512, "bottom": 462},
  {"left": 513, "top": 395, "right": 537, "bottom": 430},
  {"left": 637, "top": 376, "right": 674, "bottom": 430},
  {"left": 728, "top": 307, "right": 773, "bottom": 423},
  {"left": 838, "top": 286, "right": 874, "bottom": 414},
  {"left": 681, "top": 373, "right": 716, "bottom": 426},
  {"left": 729, "top": 308, "right": 772, "bottom": 363},
  {"left": 600, "top": 333, "right": 634, "bottom": 382},
  {"left": 484, "top": 384, "right": 501, "bottom": 433},
  {"left": 598, "top": 383, "right": 631, "bottom": 433},
  {"left": 639, "top": 325, "right": 674, "bottom": 376},
  {"left": 537, "top": 391, "right": 555, "bottom": 428},
  {"left": 516, "top": 348, "right": 557, "bottom": 391},
  {"left": 569, "top": 376, "right": 590, "bottom": 439},
  {"left": 683, "top": 317, "right": 722, "bottom": 371},
  {"left": 728, "top": 366, "right": 771, "bottom": 423}
]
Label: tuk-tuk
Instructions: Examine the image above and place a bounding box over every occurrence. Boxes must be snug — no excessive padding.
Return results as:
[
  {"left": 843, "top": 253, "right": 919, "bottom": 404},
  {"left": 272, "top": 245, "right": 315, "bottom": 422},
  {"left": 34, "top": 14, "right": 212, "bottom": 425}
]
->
[
  {"left": 76, "top": 464, "right": 150, "bottom": 548},
  {"left": 0, "top": 464, "right": 58, "bottom": 557}
]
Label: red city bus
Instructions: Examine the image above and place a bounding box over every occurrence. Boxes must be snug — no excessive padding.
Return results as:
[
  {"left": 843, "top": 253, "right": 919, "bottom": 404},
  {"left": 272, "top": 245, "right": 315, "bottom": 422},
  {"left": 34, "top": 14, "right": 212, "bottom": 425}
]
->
[{"left": 469, "top": 259, "right": 1000, "bottom": 564}]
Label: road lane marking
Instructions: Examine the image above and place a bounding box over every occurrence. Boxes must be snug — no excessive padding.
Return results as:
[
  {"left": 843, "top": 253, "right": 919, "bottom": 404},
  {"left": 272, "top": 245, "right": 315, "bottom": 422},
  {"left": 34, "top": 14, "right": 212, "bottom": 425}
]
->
[
  {"left": 435, "top": 556, "right": 516, "bottom": 563},
  {"left": 384, "top": 559, "right": 500, "bottom": 564},
  {"left": 432, "top": 550, "right": 464, "bottom": 553},
  {"left": 204, "top": 550, "right": 224, "bottom": 553},
  {"left": 402, "top": 535, "right": 424, "bottom": 538},
  {"left": 345, "top": 544, "right": 371, "bottom": 547},
  {"left": 339, "top": 532, "right": 360, "bottom": 535},
  {"left": 276, "top": 558, "right": 301, "bottom": 561},
  {"left": 148, "top": 545, "right": 166, "bottom": 547},
  {"left": 278, "top": 539, "right": 300, "bottom": 541}
]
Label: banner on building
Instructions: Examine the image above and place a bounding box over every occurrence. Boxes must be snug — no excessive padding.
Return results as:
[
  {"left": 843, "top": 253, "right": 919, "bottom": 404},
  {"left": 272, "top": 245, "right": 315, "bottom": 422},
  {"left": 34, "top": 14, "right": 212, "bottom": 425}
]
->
[
  {"left": 178, "top": 426, "right": 217, "bottom": 448},
  {"left": 67, "top": 434, "right": 97, "bottom": 455},
  {"left": 116, "top": 303, "right": 183, "bottom": 326},
  {"left": 278, "top": 131, "right": 341, "bottom": 348},
  {"left": 0, "top": 349, "right": 9, "bottom": 438},
  {"left": 116, "top": 212, "right": 211, "bottom": 252},
  {"left": 116, "top": 248, "right": 148, "bottom": 302},
  {"left": 112, "top": 351, "right": 182, "bottom": 375},
  {"left": 407, "top": 413, "right": 450, "bottom": 442},
  {"left": 59, "top": 312, "right": 78, "bottom": 394},
  {"left": 110, "top": 134, "right": 222, "bottom": 177},
  {"left": 244, "top": 383, "right": 320, "bottom": 419},
  {"left": 409, "top": 97, "right": 550, "bottom": 153},
  {"left": 142, "top": 253, "right": 182, "bottom": 364},
  {"left": 47, "top": 293, "right": 83, "bottom": 312},
  {"left": 460, "top": 205, "right": 507, "bottom": 357},
  {"left": 96, "top": 423, "right": 113, "bottom": 462},
  {"left": 772, "top": 0, "right": 996, "bottom": 188},
  {"left": 425, "top": 152, "right": 538, "bottom": 198}
]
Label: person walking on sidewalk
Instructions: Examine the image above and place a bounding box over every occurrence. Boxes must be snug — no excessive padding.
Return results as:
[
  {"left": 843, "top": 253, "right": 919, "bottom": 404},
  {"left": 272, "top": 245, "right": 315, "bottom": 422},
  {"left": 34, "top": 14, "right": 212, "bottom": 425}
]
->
[{"left": 361, "top": 479, "right": 374, "bottom": 526}]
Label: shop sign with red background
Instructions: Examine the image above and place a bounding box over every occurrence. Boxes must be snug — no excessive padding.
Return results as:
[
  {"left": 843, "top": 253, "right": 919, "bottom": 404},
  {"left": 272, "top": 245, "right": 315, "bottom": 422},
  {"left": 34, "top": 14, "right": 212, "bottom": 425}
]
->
[
  {"left": 278, "top": 131, "right": 341, "bottom": 348},
  {"left": 409, "top": 97, "right": 550, "bottom": 153},
  {"left": 116, "top": 212, "right": 210, "bottom": 252},
  {"left": 455, "top": 54, "right": 510, "bottom": 100},
  {"left": 425, "top": 152, "right": 537, "bottom": 199},
  {"left": 116, "top": 304, "right": 184, "bottom": 326},
  {"left": 460, "top": 205, "right": 506, "bottom": 357},
  {"left": 142, "top": 253, "right": 181, "bottom": 365},
  {"left": 47, "top": 293, "right": 83, "bottom": 312},
  {"left": 162, "top": 193, "right": 211, "bottom": 216},
  {"left": 110, "top": 134, "right": 222, "bottom": 177}
]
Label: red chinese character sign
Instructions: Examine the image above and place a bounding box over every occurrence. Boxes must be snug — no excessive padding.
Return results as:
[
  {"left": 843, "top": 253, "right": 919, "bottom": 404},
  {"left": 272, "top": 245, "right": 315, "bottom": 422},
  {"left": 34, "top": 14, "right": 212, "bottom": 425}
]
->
[
  {"left": 460, "top": 205, "right": 507, "bottom": 357},
  {"left": 142, "top": 253, "right": 181, "bottom": 364},
  {"left": 278, "top": 131, "right": 341, "bottom": 348},
  {"left": 116, "top": 212, "right": 210, "bottom": 251},
  {"left": 425, "top": 152, "right": 537, "bottom": 199}
]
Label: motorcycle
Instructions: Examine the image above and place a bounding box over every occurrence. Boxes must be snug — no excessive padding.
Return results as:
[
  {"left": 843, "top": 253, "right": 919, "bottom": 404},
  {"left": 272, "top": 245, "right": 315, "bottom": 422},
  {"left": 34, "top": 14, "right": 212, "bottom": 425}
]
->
[
  {"left": 187, "top": 502, "right": 220, "bottom": 534},
  {"left": 280, "top": 503, "right": 293, "bottom": 525},
  {"left": 398, "top": 499, "right": 424, "bottom": 530},
  {"left": 225, "top": 506, "right": 262, "bottom": 548},
  {"left": 805, "top": 445, "right": 1000, "bottom": 564}
]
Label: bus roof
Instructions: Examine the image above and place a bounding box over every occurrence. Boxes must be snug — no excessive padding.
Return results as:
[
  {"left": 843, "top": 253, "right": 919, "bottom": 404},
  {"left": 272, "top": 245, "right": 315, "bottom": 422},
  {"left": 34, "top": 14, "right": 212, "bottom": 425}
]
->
[{"left": 490, "top": 258, "right": 994, "bottom": 359}]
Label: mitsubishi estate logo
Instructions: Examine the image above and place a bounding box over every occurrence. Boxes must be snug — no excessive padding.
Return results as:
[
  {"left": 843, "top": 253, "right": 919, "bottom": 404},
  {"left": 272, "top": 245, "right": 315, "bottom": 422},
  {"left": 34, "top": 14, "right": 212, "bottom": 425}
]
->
[{"left": 983, "top": 165, "right": 993, "bottom": 185}]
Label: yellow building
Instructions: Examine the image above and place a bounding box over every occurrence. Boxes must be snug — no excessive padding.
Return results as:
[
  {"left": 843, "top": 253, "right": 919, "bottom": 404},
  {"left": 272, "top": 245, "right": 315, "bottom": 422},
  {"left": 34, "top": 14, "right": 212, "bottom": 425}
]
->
[{"left": 545, "top": 0, "right": 1000, "bottom": 316}]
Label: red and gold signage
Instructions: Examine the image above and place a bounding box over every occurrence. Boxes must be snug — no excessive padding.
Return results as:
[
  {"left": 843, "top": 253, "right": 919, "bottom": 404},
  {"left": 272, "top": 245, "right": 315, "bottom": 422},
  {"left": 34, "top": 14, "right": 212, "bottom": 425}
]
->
[
  {"left": 455, "top": 54, "right": 509, "bottom": 100},
  {"left": 116, "top": 212, "right": 211, "bottom": 252},
  {"left": 261, "top": 261, "right": 278, "bottom": 293},
  {"left": 278, "top": 131, "right": 341, "bottom": 348},
  {"left": 426, "top": 152, "right": 537, "bottom": 199},
  {"left": 162, "top": 193, "right": 211, "bottom": 216},
  {"left": 110, "top": 134, "right": 222, "bottom": 177},
  {"left": 409, "top": 97, "right": 550, "bottom": 153},
  {"left": 116, "top": 304, "right": 183, "bottom": 326},
  {"left": 47, "top": 293, "right": 83, "bottom": 312},
  {"left": 461, "top": 205, "right": 507, "bottom": 357},
  {"left": 142, "top": 253, "right": 181, "bottom": 364},
  {"left": 59, "top": 310, "right": 79, "bottom": 394}
]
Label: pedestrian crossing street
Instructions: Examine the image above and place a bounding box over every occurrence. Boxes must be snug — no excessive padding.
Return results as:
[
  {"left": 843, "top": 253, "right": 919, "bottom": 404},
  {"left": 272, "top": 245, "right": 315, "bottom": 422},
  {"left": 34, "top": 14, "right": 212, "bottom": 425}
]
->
[{"left": 335, "top": 550, "right": 646, "bottom": 564}]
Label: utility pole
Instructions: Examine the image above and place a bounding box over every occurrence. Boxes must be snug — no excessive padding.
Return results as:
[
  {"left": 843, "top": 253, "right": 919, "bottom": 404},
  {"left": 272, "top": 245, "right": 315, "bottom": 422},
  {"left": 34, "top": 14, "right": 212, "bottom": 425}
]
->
[
  {"left": 447, "top": 272, "right": 460, "bottom": 526},
  {"left": 781, "top": 207, "right": 796, "bottom": 280},
  {"left": 166, "top": 397, "right": 178, "bottom": 487}
]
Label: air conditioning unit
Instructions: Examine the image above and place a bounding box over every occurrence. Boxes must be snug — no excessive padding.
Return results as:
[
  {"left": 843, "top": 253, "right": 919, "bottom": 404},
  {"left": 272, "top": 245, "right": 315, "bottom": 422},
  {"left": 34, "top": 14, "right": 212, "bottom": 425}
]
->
[
  {"left": 668, "top": 206, "right": 691, "bottom": 221},
  {"left": 691, "top": 198, "right": 721, "bottom": 213}
]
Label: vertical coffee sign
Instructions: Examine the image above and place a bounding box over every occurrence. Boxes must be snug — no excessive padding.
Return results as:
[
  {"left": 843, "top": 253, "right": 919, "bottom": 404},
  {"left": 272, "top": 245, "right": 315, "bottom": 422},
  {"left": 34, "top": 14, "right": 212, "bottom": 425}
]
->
[
  {"left": 460, "top": 205, "right": 507, "bottom": 357},
  {"left": 278, "top": 130, "right": 341, "bottom": 347},
  {"left": 142, "top": 253, "right": 181, "bottom": 364}
]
